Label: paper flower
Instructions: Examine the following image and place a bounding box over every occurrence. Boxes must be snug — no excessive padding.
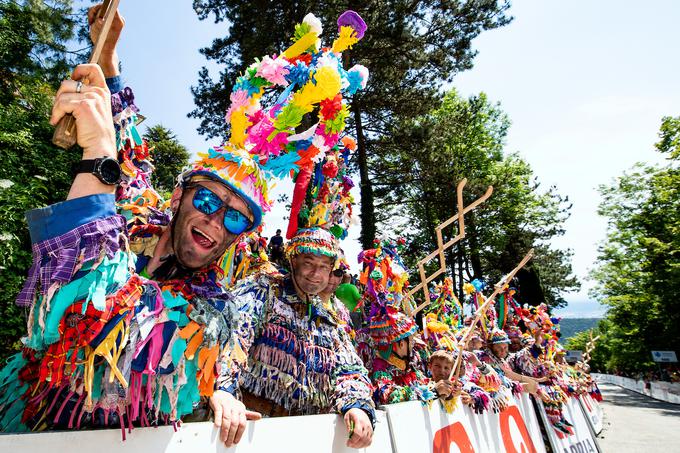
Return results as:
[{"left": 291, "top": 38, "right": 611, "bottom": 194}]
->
[
  {"left": 255, "top": 55, "right": 289, "bottom": 86},
  {"left": 347, "top": 64, "right": 369, "bottom": 94},
  {"left": 337, "top": 10, "right": 366, "bottom": 39},
  {"left": 303, "top": 13, "right": 323, "bottom": 35}
]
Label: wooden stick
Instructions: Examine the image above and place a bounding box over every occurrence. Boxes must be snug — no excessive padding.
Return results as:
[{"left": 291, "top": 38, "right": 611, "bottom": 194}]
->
[
  {"left": 447, "top": 248, "right": 535, "bottom": 381},
  {"left": 52, "top": 0, "right": 119, "bottom": 149}
]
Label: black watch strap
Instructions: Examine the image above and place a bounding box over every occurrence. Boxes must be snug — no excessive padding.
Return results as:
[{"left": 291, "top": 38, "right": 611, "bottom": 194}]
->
[
  {"left": 74, "top": 157, "right": 121, "bottom": 185},
  {"left": 75, "top": 159, "right": 97, "bottom": 174}
]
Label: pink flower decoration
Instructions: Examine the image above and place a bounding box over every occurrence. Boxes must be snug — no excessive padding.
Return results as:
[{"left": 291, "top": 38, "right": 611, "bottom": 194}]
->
[
  {"left": 225, "top": 89, "right": 250, "bottom": 121},
  {"left": 256, "top": 56, "right": 290, "bottom": 87}
]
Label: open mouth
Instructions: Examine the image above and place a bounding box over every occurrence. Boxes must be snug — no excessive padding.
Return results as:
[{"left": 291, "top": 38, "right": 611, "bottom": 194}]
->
[{"left": 191, "top": 226, "right": 216, "bottom": 249}]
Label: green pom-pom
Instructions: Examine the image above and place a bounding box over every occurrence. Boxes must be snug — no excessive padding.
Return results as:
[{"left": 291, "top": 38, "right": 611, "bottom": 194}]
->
[
  {"left": 336, "top": 283, "right": 361, "bottom": 311},
  {"left": 329, "top": 224, "right": 344, "bottom": 238},
  {"left": 370, "top": 269, "right": 383, "bottom": 280}
]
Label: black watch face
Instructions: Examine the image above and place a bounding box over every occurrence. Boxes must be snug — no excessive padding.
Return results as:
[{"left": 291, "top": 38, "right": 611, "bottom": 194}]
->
[{"left": 99, "top": 158, "right": 122, "bottom": 184}]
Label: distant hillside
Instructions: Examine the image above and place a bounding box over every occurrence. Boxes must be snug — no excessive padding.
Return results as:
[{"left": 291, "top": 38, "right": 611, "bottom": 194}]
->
[{"left": 559, "top": 318, "right": 601, "bottom": 343}]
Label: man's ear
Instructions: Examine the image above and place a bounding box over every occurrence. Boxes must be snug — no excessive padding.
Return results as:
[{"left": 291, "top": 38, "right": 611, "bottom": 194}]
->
[{"left": 170, "top": 187, "right": 183, "bottom": 213}]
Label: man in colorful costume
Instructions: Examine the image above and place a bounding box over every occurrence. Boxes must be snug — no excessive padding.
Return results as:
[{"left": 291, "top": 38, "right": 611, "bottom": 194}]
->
[
  {"left": 352, "top": 240, "right": 451, "bottom": 406},
  {"left": 211, "top": 10, "right": 376, "bottom": 450},
  {"left": 0, "top": 6, "right": 266, "bottom": 445}
]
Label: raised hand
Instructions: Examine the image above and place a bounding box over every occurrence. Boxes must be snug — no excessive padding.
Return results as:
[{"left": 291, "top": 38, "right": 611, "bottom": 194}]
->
[{"left": 87, "top": 3, "right": 125, "bottom": 77}]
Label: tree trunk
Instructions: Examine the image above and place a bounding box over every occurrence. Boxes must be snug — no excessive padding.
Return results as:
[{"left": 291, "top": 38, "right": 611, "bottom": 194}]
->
[{"left": 352, "top": 100, "right": 376, "bottom": 249}]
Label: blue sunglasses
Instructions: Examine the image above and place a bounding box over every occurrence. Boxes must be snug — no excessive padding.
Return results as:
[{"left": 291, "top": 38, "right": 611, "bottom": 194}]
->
[{"left": 191, "top": 186, "right": 252, "bottom": 234}]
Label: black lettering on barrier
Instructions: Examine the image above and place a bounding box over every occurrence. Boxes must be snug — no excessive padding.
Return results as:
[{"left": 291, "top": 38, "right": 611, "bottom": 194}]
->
[
  {"left": 566, "top": 440, "right": 595, "bottom": 453},
  {"left": 586, "top": 439, "right": 595, "bottom": 453}
]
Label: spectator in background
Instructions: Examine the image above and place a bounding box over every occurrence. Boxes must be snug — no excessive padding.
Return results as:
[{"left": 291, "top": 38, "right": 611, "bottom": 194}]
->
[{"left": 268, "top": 228, "right": 285, "bottom": 265}]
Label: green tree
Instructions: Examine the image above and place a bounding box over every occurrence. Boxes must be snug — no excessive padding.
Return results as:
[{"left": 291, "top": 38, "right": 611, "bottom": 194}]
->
[
  {"left": 144, "top": 125, "right": 191, "bottom": 194},
  {"left": 589, "top": 115, "right": 680, "bottom": 373},
  {"left": 189, "top": 0, "right": 512, "bottom": 247},
  {"left": 375, "top": 90, "right": 577, "bottom": 307},
  {"left": 0, "top": 0, "right": 82, "bottom": 358},
  {"left": 0, "top": 0, "right": 78, "bottom": 102}
]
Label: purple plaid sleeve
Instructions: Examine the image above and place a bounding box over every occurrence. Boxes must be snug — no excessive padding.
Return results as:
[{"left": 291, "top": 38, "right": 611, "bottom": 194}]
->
[{"left": 16, "top": 215, "right": 127, "bottom": 307}]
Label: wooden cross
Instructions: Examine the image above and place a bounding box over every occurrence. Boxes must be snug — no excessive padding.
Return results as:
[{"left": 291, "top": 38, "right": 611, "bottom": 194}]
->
[{"left": 408, "top": 178, "right": 493, "bottom": 316}]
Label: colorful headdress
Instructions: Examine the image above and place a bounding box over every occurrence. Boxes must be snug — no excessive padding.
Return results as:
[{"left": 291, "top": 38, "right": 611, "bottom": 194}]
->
[
  {"left": 357, "top": 239, "right": 419, "bottom": 346},
  {"left": 505, "top": 325, "right": 523, "bottom": 339},
  {"left": 285, "top": 227, "right": 339, "bottom": 260},
  {"left": 488, "top": 328, "right": 511, "bottom": 345},
  {"left": 520, "top": 303, "right": 559, "bottom": 336},
  {"left": 184, "top": 11, "right": 369, "bottom": 238},
  {"left": 425, "top": 277, "right": 464, "bottom": 330},
  {"left": 358, "top": 238, "right": 411, "bottom": 311}
]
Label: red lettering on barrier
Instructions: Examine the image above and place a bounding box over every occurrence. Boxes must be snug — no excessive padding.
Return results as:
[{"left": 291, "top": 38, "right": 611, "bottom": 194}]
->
[
  {"left": 582, "top": 395, "right": 592, "bottom": 412},
  {"left": 499, "top": 405, "right": 538, "bottom": 453},
  {"left": 433, "top": 422, "right": 475, "bottom": 453}
]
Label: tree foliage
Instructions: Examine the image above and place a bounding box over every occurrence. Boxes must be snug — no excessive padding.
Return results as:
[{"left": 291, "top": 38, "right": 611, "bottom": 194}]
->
[
  {"left": 144, "top": 125, "right": 191, "bottom": 195},
  {"left": 588, "top": 116, "right": 680, "bottom": 373},
  {"left": 189, "top": 0, "right": 512, "bottom": 247},
  {"left": 376, "top": 90, "right": 578, "bottom": 307},
  {"left": 0, "top": 0, "right": 83, "bottom": 359}
]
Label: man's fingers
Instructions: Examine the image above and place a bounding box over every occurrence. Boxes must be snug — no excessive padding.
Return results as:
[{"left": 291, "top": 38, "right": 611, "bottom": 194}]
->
[
  {"left": 213, "top": 402, "right": 223, "bottom": 428},
  {"left": 245, "top": 409, "right": 262, "bottom": 420},
  {"left": 233, "top": 411, "right": 247, "bottom": 444},
  {"left": 72, "top": 64, "right": 107, "bottom": 89},
  {"left": 87, "top": 5, "right": 101, "bottom": 25},
  {"left": 344, "top": 411, "right": 352, "bottom": 431},
  {"left": 56, "top": 80, "right": 108, "bottom": 99},
  {"left": 220, "top": 413, "right": 231, "bottom": 443},
  {"left": 225, "top": 410, "right": 240, "bottom": 446}
]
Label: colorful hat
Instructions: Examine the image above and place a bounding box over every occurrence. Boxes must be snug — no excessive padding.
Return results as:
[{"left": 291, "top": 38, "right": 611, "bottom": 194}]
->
[
  {"left": 369, "top": 308, "right": 418, "bottom": 346},
  {"left": 285, "top": 227, "right": 339, "bottom": 260},
  {"left": 425, "top": 277, "right": 464, "bottom": 330},
  {"left": 488, "top": 328, "right": 511, "bottom": 345},
  {"left": 505, "top": 325, "right": 523, "bottom": 339},
  {"left": 178, "top": 146, "right": 271, "bottom": 232}
]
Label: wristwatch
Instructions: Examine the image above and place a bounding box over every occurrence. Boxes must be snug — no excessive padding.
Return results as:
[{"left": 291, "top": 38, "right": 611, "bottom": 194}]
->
[{"left": 74, "top": 157, "right": 122, "bottom": 185}]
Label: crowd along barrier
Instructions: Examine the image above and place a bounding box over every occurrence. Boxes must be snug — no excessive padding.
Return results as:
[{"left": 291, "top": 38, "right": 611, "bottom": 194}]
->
[
  {"left": 593, "top": 373, "right": 680, "bottom": 404},
  {"left": 0, "top": 393, "right": 605, "bottom": 453}
]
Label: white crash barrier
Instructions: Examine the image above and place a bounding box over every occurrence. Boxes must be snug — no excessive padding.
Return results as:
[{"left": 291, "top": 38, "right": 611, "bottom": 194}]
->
[
  {"left": 0, "top": 394, "right": 610, "bottom": 453},
  {"left": 593, "top": 373, "right": 680, "bottom": 404},
  {"left": 382, "top": 393, "right": 547, "bottom": 453},
  {"left": 535, "top": 397, "right": 602, "bottom": 453},
  {"left": 577, "top": 393, "right": 603, "bottom": 435},
  {"left": 0, "top": 410, "right": 393, "bottom": 453}
]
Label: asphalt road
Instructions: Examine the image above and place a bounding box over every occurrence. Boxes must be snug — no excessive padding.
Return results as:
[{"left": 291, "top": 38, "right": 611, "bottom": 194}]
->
[{"left": 597, "top": 382, "right": 680, "bottom": 452}]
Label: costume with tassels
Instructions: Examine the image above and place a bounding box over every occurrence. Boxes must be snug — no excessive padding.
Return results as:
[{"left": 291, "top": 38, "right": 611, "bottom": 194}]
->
[
  {"left": 218, "top": 11, "right": 375, "bottom": 424},
  {"left": 354, "top": 240, "right": 436, "bottom": 406},
  {"left": 476, "top": 329, "right": 523, "bottom": 412},
  {"left": 508, "top": 304, "right": 574, "bottom": 435},
  {"left": 422, "top": 277, "right": 464, "bottom": 352},
  {"left": 0, "top": 80, "right": 268, "bottom": 433}
]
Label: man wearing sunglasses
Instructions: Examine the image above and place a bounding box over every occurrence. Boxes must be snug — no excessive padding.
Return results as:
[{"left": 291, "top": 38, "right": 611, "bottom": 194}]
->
[{"left": 0, "top": 6, "right": 264, "bottom": 445}]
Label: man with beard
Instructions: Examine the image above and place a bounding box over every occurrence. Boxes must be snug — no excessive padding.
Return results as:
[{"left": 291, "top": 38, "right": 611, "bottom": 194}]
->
[
  {"left": 225, "top": 228, "right": 376, "bottom": 449},
  {"left": 0, "top": 5, "right": 265, "bottom": 447}
]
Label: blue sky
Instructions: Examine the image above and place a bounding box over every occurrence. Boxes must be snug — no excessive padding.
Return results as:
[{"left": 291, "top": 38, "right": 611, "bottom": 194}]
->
[{"left": 105, "top": 1, "right": 680, "bottom": 318}]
